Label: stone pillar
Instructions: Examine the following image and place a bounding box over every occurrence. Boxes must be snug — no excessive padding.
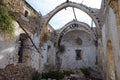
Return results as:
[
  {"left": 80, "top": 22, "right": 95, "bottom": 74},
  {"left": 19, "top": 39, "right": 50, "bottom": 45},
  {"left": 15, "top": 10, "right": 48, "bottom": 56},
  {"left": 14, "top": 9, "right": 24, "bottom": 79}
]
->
[
  {"left": 109, "top": 0, "right": 120, "bottom": 46},
  {"left": 109, "top": 1, "right": 120, "bottom": 80}
]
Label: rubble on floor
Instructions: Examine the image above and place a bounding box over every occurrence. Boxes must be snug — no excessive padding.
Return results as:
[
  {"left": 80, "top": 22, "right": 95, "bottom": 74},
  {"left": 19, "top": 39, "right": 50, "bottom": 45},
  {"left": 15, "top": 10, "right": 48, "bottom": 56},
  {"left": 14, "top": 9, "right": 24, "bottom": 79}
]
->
[{"left": 0, "top": 64, "right": 35, "bottom": 80}]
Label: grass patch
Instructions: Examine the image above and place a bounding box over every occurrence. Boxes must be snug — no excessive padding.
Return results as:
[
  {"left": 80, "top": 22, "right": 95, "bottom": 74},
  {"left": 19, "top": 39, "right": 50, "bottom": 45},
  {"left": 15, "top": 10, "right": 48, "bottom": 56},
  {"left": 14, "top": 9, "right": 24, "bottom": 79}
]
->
[
  {"left": 80, "top": 68, "right": 90, "bottom": 76},
  {"left": 32, "top": 71, "right": 41, "bottom": 80},
  {"left": 42, "top": 70, "right": 64, "bottom": 80},
  {"left": 63, "top": 70, "right": 74, "bottom": 76}
]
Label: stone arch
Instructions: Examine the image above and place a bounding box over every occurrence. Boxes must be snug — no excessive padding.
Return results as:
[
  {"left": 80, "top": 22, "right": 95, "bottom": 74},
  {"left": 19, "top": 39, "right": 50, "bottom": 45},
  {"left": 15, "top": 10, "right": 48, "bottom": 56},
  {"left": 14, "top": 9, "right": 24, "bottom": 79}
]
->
[
  {"left": 42, "top": 1, "right": 101, "bottom": 36},
  {"left": 107, "top": 40, "right": 116, "bottom": 80},
  {"left": 56, "top": 20, "right": 96, "bottom": 47},
  {"left": 59, "top": 20, "right": 91, "bottom": 33}
]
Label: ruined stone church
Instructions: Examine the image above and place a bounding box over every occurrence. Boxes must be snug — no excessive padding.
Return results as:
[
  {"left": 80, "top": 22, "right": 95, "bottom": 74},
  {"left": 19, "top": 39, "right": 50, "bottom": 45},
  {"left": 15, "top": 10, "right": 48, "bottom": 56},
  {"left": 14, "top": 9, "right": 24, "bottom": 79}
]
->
[{"left": 0, "top": 0, "right": 120, "bottom": 80}]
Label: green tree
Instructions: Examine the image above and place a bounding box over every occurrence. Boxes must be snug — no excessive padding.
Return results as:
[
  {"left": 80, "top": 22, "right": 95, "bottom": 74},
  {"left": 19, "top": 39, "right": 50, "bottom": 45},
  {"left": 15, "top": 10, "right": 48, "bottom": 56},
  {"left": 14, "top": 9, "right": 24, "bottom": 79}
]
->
[{"left": 0, "top": 3, "right": 14, "bottom": 39}]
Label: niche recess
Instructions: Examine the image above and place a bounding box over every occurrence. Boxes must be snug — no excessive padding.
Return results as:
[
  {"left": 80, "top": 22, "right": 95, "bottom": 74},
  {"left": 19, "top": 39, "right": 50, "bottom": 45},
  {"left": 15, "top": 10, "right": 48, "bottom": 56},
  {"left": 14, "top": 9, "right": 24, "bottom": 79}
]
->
[{"left": 18, "top": 33, "right": 28, "bottom": 63}]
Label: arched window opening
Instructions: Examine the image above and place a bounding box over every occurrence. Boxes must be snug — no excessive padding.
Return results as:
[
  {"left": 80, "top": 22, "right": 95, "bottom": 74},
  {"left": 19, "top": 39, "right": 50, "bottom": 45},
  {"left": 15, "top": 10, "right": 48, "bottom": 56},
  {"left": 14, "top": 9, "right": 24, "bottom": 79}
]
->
[
  {"left": 75, "top": 49, "right": 82, "bottom": 60},
  {"left": 25, "top": 10, "right": 28, "bottom": 17}
]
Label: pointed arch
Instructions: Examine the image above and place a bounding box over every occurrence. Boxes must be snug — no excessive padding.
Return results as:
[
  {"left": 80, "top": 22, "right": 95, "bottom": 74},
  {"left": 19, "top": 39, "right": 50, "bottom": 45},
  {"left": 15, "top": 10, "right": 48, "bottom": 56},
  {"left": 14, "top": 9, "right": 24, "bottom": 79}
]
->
[{"left": 41, "top": 2, "right": 101, "bottom": 36}]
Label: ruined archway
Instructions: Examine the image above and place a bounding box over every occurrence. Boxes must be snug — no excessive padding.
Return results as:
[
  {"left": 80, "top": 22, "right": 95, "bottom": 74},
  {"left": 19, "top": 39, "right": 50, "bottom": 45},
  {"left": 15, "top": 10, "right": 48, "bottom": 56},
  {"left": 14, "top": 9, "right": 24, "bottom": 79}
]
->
[
  {"left": 107, "top": 40, "right": 116, "bottom": 80},
  {"left": 41, "top": 1, "right": 101, "bottom": 36},
  {"left": 40, "top": 1, "right": 101, "bottom": 71},
  {"left": 55, "top": 20, "right": 97, "bottom": 69},
  {"left": 56, "top": 20, "right": 96, "bottom": 48}
]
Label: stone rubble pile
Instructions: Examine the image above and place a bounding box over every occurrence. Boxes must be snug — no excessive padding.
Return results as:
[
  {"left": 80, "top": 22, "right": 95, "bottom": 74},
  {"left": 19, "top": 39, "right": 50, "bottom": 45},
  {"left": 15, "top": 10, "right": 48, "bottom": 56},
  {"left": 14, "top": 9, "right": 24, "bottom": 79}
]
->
[{"left": 0, "top": 64, "right": 35, "bottom": 80}]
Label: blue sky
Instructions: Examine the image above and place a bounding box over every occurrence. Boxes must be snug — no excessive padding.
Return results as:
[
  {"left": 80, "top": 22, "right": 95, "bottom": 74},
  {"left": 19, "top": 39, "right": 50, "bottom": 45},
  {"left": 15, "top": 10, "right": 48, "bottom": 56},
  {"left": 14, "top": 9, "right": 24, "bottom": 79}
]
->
[{"left": 26, "top": 0, "right": 102, "bottom": 29}]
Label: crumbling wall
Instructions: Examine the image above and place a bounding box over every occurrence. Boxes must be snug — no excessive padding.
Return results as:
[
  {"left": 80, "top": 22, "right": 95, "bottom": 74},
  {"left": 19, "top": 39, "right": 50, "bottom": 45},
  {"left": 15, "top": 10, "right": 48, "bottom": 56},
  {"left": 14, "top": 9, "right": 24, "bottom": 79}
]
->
[
  {"left": 4, "top": 0, "right": 42, "bottom": 34},
  {"left": 0, "top": 64, "right": 35, "bottom": 80},
  {"left": 0, "top": 20, "right": 24, "bottom": 68},
  {"left": 0, "top": 0, "right": 42, "bottom": 71},
  {"left": 60, "top": 30, "right": 97, "bottom": 70},
  {"left": 4, "top": 0, "right": 39, "bottom": 17}
]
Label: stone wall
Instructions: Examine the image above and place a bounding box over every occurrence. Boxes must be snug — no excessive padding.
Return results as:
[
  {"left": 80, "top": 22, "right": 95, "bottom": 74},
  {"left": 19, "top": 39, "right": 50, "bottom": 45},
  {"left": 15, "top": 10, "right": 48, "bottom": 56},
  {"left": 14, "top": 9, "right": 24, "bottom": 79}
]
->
[
  {"left": 41, "top": 41, "right": 56, "bottom": 71},
  {"left": 0, "top": 64, "right": 35, "bottom": 80},
  {"left": 60, "top": 30, "right": 97, "bottom": 69},
  {"left": 4, "top": 0, "right": 40, "bottom": 17},
  {"left": 4, "top": 0, "right": 42, "bottom": 34}
]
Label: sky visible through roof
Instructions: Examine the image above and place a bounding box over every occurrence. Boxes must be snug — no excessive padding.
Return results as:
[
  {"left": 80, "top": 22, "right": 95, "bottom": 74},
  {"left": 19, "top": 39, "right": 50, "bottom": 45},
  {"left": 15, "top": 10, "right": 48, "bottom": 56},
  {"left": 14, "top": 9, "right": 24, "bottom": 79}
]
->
[{"left": 26, "top": 0, "right": 102, "bottom": 29}]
